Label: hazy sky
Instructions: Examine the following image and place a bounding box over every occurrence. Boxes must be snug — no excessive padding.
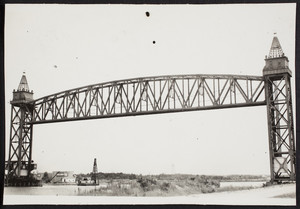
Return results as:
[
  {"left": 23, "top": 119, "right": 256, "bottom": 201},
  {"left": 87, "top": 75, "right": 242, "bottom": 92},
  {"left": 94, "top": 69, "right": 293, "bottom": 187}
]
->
[{"left": 5, "top": 3, "right": 296, "bottom": 175}]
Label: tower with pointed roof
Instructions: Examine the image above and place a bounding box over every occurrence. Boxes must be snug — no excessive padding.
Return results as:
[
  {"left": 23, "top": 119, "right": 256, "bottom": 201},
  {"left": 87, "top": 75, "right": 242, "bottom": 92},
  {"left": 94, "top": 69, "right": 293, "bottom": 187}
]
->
[
  {"left": 263, "top": 36, "right": 292, "bottom": 76},
  {"left": 263, "top": 35, "right": 295, "bottom": 183},
  {"left": 6, "top": 73, "right": 37, "bottom": 186},
  {"left": 91, "top": 158, "right": 98, "bottom": 184},
  {"left": 93, "top": 158, "right": 98, "bottom": 174},
  {"left": 11, "top": 73, "right": 34, "bottom": 105}
]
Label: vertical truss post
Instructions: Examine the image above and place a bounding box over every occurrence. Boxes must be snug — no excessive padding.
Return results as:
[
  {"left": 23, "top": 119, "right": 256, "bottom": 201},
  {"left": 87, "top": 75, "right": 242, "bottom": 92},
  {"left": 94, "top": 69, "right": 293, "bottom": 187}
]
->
[{"left": 263, "top": 36, "right": 296, "bottom": 183}]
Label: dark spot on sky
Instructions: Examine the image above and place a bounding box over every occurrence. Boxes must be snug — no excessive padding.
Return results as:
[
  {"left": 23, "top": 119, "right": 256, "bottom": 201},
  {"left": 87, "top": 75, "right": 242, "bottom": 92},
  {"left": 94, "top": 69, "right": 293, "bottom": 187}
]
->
[
  {"left": 54, "top": 65, "right": 58, "bottom": 68},
  {"left": 146, "top": 12, "right": 150, "bottom": 17},
  {"left": 76, "top": 57, "right": 78, "bottom": 59},
  {"left": 153, "top": 41, "right": 156, "bottom": 44}
]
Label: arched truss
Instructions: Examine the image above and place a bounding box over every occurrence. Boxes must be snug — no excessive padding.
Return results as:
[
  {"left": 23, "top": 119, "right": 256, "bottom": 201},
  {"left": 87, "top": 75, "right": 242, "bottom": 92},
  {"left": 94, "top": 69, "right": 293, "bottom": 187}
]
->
[
  {"left": 6, "top": 73, "right": 296, "bottom": 185},
  {"left": 31, "top": 74, "right": 266, "bottom": 124}
]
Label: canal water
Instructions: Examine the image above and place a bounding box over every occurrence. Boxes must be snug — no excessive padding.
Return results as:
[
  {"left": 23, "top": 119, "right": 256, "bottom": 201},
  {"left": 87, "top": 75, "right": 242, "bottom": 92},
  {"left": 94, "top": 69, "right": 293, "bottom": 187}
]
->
[{"left": 4, "top": 184, "right": 100, "bottom": 196}]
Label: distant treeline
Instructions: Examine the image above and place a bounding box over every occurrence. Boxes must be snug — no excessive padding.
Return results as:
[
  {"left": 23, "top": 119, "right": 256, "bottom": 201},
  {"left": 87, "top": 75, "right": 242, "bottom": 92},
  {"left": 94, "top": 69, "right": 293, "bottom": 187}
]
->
[
  {"left": 76, "top": 172, "right": 267, "bottom": 181},
  {"left": 77, "top": 172, "right": 137, "bottom": 180},
  {"left": 149, "top": 174, "right": 268, "bottom": 182}
]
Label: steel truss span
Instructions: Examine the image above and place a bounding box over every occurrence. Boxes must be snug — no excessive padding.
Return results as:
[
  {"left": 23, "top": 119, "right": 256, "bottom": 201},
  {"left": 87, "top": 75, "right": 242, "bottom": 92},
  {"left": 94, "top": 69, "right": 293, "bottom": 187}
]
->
[{"left": 31, "top": 74, "right": 266, "bottom": 124}]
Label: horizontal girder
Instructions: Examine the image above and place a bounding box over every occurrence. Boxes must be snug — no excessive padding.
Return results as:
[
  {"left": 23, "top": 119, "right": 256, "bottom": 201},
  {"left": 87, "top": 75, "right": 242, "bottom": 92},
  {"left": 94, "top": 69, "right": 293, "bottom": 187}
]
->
[{"left": 30, "top": 74, "right": 266, "bottom": 124}]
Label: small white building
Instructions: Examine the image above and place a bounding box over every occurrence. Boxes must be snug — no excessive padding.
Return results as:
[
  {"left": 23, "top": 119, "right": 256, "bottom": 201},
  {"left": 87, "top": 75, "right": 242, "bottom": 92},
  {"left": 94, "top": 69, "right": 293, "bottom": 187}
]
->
[{"left": 51, "top": 171, "right": 76, "bottom": 184}]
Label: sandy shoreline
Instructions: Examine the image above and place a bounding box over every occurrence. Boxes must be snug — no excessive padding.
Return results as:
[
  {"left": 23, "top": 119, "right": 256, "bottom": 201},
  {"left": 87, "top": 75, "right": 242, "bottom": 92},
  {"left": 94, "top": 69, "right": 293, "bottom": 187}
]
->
[{"left": 3, "top": 183, "right": 296, "bottom": 205}]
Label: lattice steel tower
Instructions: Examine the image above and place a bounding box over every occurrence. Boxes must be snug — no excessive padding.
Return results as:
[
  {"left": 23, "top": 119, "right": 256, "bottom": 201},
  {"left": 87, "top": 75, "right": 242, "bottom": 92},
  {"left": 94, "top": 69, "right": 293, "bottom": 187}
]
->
[
  {"left": 93, "top": 158, "right": 98, "bottom": 173},
  {"left": 92, "top": 158, "right": 98, "bottom": 184},
  {"left": 6, "top": 73, "right": 37, "bottom": 186},
  {"left": 263, "top": 36, "right": 296, "bottom": 182}
]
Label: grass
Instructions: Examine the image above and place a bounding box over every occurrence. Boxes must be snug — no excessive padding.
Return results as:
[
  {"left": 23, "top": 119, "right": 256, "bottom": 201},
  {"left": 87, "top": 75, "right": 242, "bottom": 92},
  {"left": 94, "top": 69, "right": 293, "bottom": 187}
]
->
[{"left": 77, "top": 177, "right": 222, "bottom": 196}]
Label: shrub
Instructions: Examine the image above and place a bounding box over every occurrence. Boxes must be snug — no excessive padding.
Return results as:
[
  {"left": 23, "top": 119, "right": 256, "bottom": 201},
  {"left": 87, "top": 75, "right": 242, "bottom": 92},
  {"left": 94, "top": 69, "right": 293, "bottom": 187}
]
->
[
  {"left": 42, "top": 172, "right": 51, "bottom": 183},
  {"left": 201, "top": 186, "right": 215, "bottom": 193},
  {"left": 137, "top": 177, "right": 157, "bottom": 192},
  {"left": 160, "top": 182, "right": 170, "bottom": 191}
]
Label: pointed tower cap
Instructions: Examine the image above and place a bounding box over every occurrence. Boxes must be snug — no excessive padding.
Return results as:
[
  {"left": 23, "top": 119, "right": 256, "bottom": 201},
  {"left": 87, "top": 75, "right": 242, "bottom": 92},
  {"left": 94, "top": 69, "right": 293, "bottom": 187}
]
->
[
  {"left": 17, "top": 72, "right": 30, "bottom": 91},
  {"left": 268, "top": 35, "right": 284, "bottom": 58},
  {"left": 263, "top": 35, "right": 292, "bottom": 76}
]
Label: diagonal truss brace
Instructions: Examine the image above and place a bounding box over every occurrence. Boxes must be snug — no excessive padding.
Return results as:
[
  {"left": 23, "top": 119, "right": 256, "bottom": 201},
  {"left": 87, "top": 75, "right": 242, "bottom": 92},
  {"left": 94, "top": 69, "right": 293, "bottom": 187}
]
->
[{"left": 30, "top": 74, "right": 266, "bottom": 124}]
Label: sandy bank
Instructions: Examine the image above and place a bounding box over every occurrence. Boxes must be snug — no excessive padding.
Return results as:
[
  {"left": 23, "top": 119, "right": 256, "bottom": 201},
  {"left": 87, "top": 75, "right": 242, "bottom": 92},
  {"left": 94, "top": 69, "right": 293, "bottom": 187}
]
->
[{"left": 3, "top": 183, "right": 295, "bottom": 205}]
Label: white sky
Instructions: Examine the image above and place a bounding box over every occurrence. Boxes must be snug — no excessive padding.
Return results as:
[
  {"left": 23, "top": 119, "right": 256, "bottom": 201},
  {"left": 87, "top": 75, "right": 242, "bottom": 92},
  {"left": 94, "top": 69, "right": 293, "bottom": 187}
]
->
[{"left": 4, "top": 3, "right": 296, "bottom": 175}]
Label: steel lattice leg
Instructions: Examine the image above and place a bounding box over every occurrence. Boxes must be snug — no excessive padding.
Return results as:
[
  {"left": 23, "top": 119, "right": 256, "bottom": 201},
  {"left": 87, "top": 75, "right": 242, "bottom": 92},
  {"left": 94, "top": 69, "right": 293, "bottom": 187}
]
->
[
  {"left": 7, "top": 105, "right": 34, "bottom": 186},
  {"left": 265, "top": 74, "right": 296, "bottom": 182}
]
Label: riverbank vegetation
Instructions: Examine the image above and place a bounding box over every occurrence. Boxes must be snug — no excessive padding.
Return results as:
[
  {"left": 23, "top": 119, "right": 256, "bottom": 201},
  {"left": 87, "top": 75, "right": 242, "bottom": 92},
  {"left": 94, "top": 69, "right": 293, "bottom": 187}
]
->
[{"left": 73, "top": 173, "right": 267, "bottom": 196}]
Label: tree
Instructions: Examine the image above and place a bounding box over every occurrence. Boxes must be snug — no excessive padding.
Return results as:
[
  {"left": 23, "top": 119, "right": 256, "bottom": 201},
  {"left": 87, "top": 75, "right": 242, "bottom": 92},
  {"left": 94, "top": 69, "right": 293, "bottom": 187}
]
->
[{"left": 42, "top": 172, "right": 50, "bottom": 183}]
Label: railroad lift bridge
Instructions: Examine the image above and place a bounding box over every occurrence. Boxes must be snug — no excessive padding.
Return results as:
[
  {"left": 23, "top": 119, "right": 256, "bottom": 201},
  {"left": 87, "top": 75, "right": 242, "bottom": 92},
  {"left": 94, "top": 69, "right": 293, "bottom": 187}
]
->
[{"left": 5, "top": 36, "right": 296, "bottom": 186}]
